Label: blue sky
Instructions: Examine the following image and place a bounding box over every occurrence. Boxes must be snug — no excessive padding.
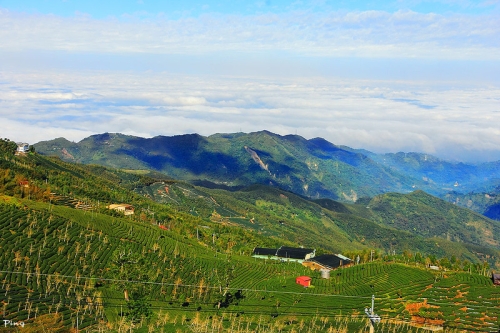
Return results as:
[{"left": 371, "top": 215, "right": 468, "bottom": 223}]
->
[
  {"left": 1, "top": 0, "right": 498, "bottom": 17},
  {"left": 0, "top": 0, "right": 499, "bottom": 162}
]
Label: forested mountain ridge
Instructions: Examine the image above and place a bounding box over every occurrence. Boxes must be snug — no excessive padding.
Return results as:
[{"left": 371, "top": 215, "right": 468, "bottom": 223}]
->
[
  {"left": 33, "top": 131, "right": 423, "bottom": 201},
  {"left": 444, "top": 185, "right": 500, "bottom": 220},
  {"left": 35, "top": 131, "right": 500, "bottom": 205},
  {"left": 371, "top": 152, "right": 500, "bottom": 193}
]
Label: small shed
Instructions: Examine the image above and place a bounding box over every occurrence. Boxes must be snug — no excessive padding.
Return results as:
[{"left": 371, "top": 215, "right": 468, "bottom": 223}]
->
[
  {"left": 492, "top": 273, "right": 500, "bottom": 285},
  {"left": 296, "top": 276, "right": 312, "bottom": 288}
]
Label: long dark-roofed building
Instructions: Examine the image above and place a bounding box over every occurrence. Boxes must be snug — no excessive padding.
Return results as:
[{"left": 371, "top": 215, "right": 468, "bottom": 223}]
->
[
  {"left": 253, "top": 248, "right": 279, "bottom": 257},
  {"left": 252, "top": 246, "right": 316, "bottom": 263},
  {"left": 277, "top": 247, "right": 315, "bottom": 261},
  {"left": 302, "top": 254, "right": 352, "bottom": 271}
]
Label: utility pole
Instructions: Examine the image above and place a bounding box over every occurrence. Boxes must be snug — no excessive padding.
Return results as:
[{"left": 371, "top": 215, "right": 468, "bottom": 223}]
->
[{"left": 364, "top": 295, "right": 380, "bottom": 333}]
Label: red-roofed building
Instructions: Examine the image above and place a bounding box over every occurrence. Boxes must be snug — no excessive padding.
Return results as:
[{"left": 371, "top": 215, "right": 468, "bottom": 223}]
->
[{"left": 296, "top": 276, "right": 311, "bottom": 288}]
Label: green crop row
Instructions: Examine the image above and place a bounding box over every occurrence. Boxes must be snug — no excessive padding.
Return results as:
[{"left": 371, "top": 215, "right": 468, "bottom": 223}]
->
[{"left": 2, "top": 200, "right": 500, "bottom": 332}]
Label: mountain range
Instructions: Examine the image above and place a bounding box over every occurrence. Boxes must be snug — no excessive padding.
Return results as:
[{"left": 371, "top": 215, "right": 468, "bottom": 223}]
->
[{"left": 35, "top": 131, "right": 500, "bottom": 218}]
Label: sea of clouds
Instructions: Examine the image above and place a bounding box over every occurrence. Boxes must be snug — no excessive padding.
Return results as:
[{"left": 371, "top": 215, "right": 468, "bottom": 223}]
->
[
  {"left": 1, "top": 7, "right": 499, "bottom": 162},
  {"left": 1, "top": 70, "right": 499, "bottom": 162}
]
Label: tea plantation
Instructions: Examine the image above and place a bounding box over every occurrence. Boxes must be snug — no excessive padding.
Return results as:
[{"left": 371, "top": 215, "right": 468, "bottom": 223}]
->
[{"left": 1, "top": 201, "right": 500, "bottom": 332}]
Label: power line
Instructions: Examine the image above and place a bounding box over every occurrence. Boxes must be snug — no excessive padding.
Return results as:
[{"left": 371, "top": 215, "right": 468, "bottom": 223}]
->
[
  {"left": 4, "top": 269, "right": 500, "bottom": 309},
  {"left": 0, "top": 291, "right": 446, "bottom": 323},
  {"left": 1, "top": 291, "right": 375, "bottom": 313},
  {"left": 5, "top": 286, "right": 499, "bottom": 317},
  {"left": 0, "top": 270, "right": 374, "bottom": 300}
]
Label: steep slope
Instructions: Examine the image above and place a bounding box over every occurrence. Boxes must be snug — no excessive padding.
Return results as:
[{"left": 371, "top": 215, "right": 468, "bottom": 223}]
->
[
  {"left": 134, "top": 178, "right": 500, "bottom": 264},
  {"left": 4, "top": 200, "right": 500, "bottom": 332},
  {"left": 12, "top": 138, "right": 500, "bottom": 262}
]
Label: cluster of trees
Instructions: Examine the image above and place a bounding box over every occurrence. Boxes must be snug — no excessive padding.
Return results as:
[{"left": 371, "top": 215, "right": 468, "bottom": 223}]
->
[{"left": 0, "top": 138, "right": 17, "bottom": 155}]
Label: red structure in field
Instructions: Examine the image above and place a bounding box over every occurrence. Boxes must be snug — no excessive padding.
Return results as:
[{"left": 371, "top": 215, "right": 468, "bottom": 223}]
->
[{"left": 295, "top": 276, "right": 312, "bottom": 287}]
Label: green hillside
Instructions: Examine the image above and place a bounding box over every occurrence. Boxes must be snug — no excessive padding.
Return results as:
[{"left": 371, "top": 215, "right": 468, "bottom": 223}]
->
[
  {"left": 34, "top": 131, "right": 423, "bottom": 201},
  {"left": 2, "top": 139, "right": 500, "bottom": 332},
  {"left": 366, "top": 191, "right": 500, "bottom": 250},
  {"left": 35, "top": 131, "right": 500, "bottom": 206},
  {"left": 5, "top": 137, "right": 500, "bottom": 263},
  {"left": 8, "top": 136, "right": 500, "bottom": 262},
  {"left": 134, "top": 179, "right": 500, "bottom": 266}
]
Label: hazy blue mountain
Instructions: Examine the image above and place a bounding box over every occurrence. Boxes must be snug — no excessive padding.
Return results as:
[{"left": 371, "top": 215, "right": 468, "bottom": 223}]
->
[{"left": 371, "top": 152, "right": 500, "bottom": 193}]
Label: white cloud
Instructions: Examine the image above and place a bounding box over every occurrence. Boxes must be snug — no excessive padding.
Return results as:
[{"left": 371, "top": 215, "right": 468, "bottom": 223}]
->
[
  {"left": 1, "top": 70, "right": 500, "bottom": 162},
  {"left": 162, "top": 96, "right": 207, "bottom": 106},
  {"left": 0, "top": 8, "right": 498, "bottom": 59}
]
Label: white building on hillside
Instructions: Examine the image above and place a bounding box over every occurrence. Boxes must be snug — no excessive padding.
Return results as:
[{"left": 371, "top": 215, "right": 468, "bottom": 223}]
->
[{"left": 16, "top": 143, "right": 29, "bottom": 154}]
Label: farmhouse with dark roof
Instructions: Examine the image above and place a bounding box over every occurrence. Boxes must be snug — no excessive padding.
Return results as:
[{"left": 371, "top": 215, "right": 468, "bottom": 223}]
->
[{"left": 252, "top": 246, "right": 315, "bottom": 263}]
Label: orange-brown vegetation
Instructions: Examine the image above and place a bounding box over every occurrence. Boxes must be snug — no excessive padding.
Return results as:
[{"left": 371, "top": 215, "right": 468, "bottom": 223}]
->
[{"left": 406, "top": 299, "right": 444, "bottom": 326}]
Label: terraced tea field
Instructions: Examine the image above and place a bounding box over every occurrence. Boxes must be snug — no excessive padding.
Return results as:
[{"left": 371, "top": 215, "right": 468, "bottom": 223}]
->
[{"left": 1, "top": 202, "right": 500, "bottom": 332}]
